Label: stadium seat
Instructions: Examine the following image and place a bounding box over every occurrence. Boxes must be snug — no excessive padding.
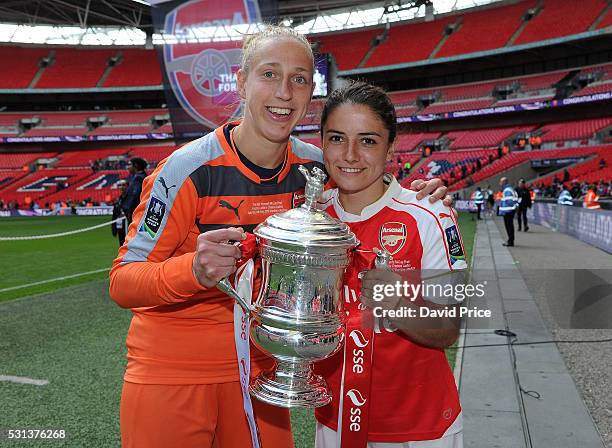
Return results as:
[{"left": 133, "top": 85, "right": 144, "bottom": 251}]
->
[{"left": 514, "top": 0, "right": 608, "bottom": 44}]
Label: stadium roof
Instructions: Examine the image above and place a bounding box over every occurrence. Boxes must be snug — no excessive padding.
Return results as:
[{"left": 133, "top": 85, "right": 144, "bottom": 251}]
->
[
  {"left": 0, "top": 0, "right": 416, "bottom": 29},
  {"left": 0, "top": 0, "right": 505, "bottom": 45}
]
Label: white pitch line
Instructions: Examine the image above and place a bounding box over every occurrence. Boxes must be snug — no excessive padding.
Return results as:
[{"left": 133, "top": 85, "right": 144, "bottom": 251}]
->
[
  {"left": 0, "top": 268, "right": 109, "bottom": 293},
  {"left": 0, "top": 375, "right": 49, "bottom": 386}
]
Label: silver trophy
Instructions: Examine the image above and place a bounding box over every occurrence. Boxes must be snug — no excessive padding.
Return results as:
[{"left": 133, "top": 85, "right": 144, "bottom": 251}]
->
[{"left": 218, "top": 165, "right": 359, "bottom": 408}]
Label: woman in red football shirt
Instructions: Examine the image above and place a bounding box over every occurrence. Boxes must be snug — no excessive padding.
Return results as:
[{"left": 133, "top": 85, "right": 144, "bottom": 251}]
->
[{"left": 315, "top": 81, "right": 466, "bottom": 448}]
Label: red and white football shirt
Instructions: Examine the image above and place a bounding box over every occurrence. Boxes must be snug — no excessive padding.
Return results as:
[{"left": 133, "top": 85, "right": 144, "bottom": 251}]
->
[{"left": 314, "top": 175, "right": 466, "bottom": 443}]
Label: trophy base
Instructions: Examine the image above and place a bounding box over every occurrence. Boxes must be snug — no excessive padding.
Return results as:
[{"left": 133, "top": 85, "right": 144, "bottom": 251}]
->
[{"left": 250, "top": 360, "right": 331, "bottom": 408}]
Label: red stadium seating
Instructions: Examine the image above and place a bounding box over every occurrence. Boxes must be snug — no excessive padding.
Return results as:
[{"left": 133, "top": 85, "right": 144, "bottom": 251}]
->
[
  {"left": 574, "top": 81, "right": 612, "bottom": 97},
  {"left": 0, "top": 152, "right": 57, "bottom": 169},
  {"left": 514, "top": 0, "right": 607, "bottom": 45},
  {"left": 43, "top": 169, "right": 129, "bottom": 205},
  {"left": 447, "top": 126, "right": 535, "bottom": 149},
  {"left": 515, "top": 71, "right": 568, "bottom": 92},
  {"left": 596, "top": 7, "right": 612, "bottom": 29},
  {"left": 129, "top": 145, "right": 177, "bottom": 164},
  {"left": 54, "top": 148, "right": 128, "bottom": 168},
  {"left": 401, "top": 149, "right": 496, "bottom": 187},
  {"left": 422, "top": 99, "right": 495, "bottom": 114},
  {"left": 395, "top": 105, "right": 420, "bottom": 118},
  {"left": 529, "top": 148, "right": 612, "bottom": 187},
  {"left": 25, "top": 127, "right": 88, "bottom": 137},
  {"left": 0, "top": 170, "right": 31, "bottom": 191},
  {"left": 539, "top": 117, "right": 612, "bottom": 142},
  {"left": 437, "top": 1, "right": 535, "bottom": 57},
  {"left": 103, "top": 49, "right": 163, "bottom": 87},
  {"left": 467, "top": 147, "right": 604, "bottom": 186},
  {"left": 0, "top": 168, "right": 94, "bottom": 205},
  {"left": 36, "top": 48, "right": 115, "bottom": 88},
  {"left": 0, "top": 47, "right": 49, "bottom": 89},
  {"left": 435, "top": 81, "right": 499, "bottom": 101},
  {"left": 314, "top": 28, "right": 383, "bottom": 71},
  {"left": 495, "top": 95, "right": 553, "bottom": 106},
  {"left": 365, "top": 16, "right": 455, "bottom": 67},
  {"left": 0, "top": 110, "right": 170, "bottom": 138},
  {"left": 396, "top": 132, "right": 441, "bottom": 152}
]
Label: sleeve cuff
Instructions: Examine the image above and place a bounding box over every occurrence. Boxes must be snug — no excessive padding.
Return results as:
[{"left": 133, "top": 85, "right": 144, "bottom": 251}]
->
[{"left": 162, "top": 252, "right": 208, "bottom": 299}]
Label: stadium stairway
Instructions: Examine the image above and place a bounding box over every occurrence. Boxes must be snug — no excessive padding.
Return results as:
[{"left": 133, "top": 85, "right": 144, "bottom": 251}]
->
[
  {"left": 457, "top": 219, "right": 606, "bottom": 447},
  {"left": 506, "top": 0, "right": 542, "bottom": 47}
]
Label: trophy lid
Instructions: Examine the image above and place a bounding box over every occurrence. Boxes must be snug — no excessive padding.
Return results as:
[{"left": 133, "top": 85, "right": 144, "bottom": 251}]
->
[{"left": 254, "top": 166, "right": 359, "bottom": 248}]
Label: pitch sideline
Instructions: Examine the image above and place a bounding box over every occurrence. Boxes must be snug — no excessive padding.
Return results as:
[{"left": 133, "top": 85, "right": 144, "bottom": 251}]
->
[{"left": 0, "top": 268, "right": 109, "bottom": 294}]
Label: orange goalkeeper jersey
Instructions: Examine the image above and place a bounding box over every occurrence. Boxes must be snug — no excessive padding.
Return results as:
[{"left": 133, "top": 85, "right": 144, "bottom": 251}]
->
[{"left": 109, "top": 123, "right": 324, "bottom": 384}]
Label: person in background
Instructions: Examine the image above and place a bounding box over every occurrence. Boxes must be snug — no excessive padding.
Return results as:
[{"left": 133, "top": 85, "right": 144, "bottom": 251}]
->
[
  {"left": 472, "top": 186, "right": 484, "bottom": 220},
  {"left": 121, "top": 157, "right": 148, "bottom": 225},
  {"left": 557, "top": 186, "right": 574, "bottom": 206},
  {"left": 583, "top": 185, "right": 601, "bottom": 210},
  {"left": 499, "top": 176, "right": 518, "bottom": 246},
  {"left": 515, "top": 179, "right": 531, "bottom": 232},
  {"left": 485, "top": 184, "right": 495, "bottom": 217},
  {"left": 111, "top": 180, "right": 128, "bottom": 246}
]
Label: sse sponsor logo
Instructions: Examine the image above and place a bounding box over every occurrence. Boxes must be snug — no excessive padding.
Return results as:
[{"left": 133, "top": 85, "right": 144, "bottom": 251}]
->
[
  {"left": 349, "top": 330, "right": 369, "bottom": 374},
  {"left": 346, "top": 389, "right": 367, "bottom": 432}
]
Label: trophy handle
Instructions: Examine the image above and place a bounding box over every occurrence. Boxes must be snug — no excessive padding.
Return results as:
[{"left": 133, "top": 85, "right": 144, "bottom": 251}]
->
[{"left": 217, "top": 233, "right": 258, "bottom": 314}]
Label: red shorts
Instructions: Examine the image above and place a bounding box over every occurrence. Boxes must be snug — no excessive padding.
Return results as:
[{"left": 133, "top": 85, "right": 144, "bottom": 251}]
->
[{"left": 120, "top": 381, "right": 293, "bottom": 448}]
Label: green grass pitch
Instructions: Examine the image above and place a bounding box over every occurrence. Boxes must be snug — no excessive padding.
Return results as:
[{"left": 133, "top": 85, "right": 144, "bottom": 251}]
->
[{"left": 0, "top": 213, "right": 475, "bottom": 447}]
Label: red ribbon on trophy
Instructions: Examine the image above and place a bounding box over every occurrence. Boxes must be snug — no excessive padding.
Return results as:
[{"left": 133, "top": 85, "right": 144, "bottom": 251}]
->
[{"left": 338, "top": 250, "right": 378, "bottom": 448}]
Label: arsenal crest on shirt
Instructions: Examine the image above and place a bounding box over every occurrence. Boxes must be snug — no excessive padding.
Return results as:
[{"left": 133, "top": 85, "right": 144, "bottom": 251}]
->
[{"left": 378, "top": 222, "right": 407, "bottom": 255}]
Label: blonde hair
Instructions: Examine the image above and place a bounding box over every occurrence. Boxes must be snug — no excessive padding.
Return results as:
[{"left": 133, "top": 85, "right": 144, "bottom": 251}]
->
[{"left": 241, "top": 25, "right": 314, "bottom": 75}]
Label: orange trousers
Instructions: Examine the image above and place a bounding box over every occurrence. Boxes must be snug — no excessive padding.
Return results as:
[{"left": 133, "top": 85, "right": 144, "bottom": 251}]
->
[{"left": 120, "top": 381, "right": 294, "bottom": 448}]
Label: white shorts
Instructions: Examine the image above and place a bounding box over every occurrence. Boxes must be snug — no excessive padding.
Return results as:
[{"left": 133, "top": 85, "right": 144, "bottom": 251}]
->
[{"left": 314, "top": 413, "right": 463, "bottom": 448}]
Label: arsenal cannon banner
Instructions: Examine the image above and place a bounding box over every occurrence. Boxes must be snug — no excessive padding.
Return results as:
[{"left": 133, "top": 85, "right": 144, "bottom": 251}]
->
[{"left": 151, "top": 0, "right": 278, "bottom": 141}]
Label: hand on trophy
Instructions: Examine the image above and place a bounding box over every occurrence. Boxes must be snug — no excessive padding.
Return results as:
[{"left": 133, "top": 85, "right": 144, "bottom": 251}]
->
[
  {"left": 192, "top": 227, "right": 246, "bottom": 288},
  {"left": 360, "top": 267, "right": 404, "bottom": 312},
  {"left": 411, "top": 178, "right": 453, "bottom": 206}
]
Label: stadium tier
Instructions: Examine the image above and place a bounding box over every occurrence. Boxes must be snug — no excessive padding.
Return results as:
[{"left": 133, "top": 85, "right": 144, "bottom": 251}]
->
[
  {"left": 315, "top": 28, "right": 381, "bottom": 71},
  {"left": 401, "top": 148, "right": 498, "bottom": 186},
  {"left": 0, "top": 0, "right": 606, "bottom": 89},
  {"left": 435, "top": 0, "right": 536, "bottom": 58},
  {"left": 0, "top": 168, "right": 95, "bottom": 205},
  {"left": 529, "top": 149, "right": 612, "bottom": 187},
  {"left": 421, "top": 98, "right": 495, "bottom": 114},
  {"left": 395, "top": 132, "right": 442, "bottom": 152},
  {"left": 451, "top": 146, "right": 607, "bottom": 189},
  {"left": 0, "top": 47, "right": 49, "bottom": 89},
  {"left": 539, "top": 117, "right": 612, "bottom": 143},
  {"left": 0, "top": 152, "right": 57, "bottom": 169},
  {"left": 128, "top": 145, "right": 177, "bottom": 164},
  {"left": 42, "top": 169, "right": 130, "bottom": 205},
  {"left": 36, "top": 48, "right": 117, "bottom": 89},
  {"left": 597, "top": 6, "right": 612, "bottom": 29},
  {"left": 54, "top": 148, "right": 129, "bottom": 168},
  {"left": 513, "top": 0, "right": 608, "bottom": 45},
  {"left": 0, "top": 143, "right": 178, "bottom": 206},
  {"left": 0, "top": 109, "right": 170, "bottom": 138},
  {"left": 447, "top": 126, "right": 535, "bottom": 149},
  {"left": 364, "top": 16, "right": 456, "bottom": 68},
  {"left": 102, "top": 49, "right": 163, "bottom": 87},
  {"left": 0, "top": 47, "right": 163, "bottom": 89}
]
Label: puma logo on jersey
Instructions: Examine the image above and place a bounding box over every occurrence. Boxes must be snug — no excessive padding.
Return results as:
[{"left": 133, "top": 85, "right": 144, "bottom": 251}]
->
[
  {"left": 218, "top": 199, "right": 244, "bottom": 219},
  {"left": 439, "top": 212, "right": 452, "bottom": 219},
  {"left": 158, "top": 177, "right": 176, "bottom": 199}
]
